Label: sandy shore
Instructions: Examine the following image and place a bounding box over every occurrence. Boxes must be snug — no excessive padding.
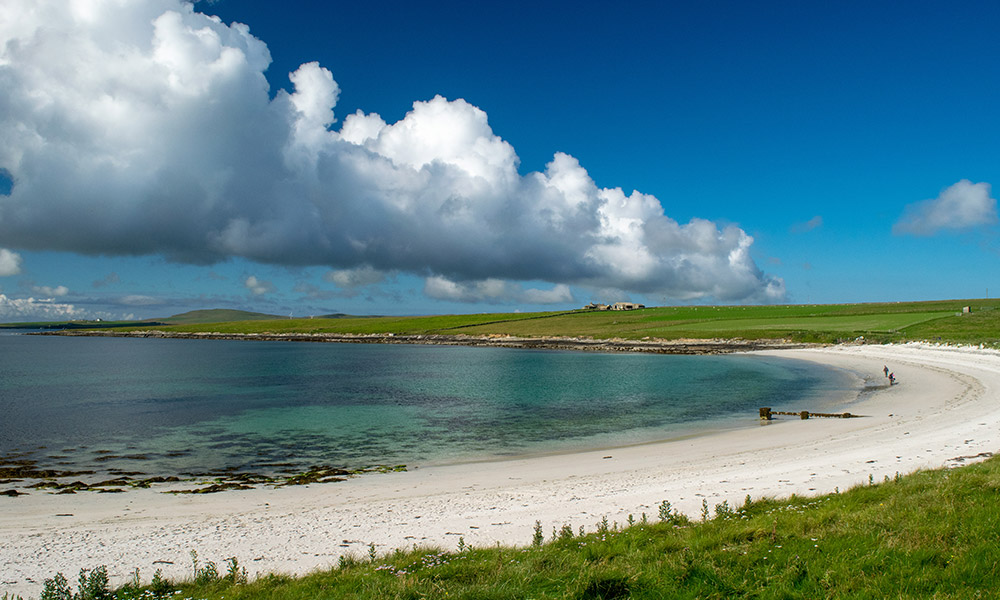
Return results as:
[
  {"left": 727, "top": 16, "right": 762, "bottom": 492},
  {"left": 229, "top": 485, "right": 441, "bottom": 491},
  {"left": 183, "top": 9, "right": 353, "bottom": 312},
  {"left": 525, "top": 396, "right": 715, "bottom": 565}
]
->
[{"left": 2, "top": 342, "right": 999, "bottom": 598}]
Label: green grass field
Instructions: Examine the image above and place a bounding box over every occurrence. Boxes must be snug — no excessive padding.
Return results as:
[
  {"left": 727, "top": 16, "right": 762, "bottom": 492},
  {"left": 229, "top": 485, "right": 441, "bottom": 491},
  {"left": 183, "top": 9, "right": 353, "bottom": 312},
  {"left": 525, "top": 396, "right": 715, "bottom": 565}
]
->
[
  {"left": 7, "top": 298, "right": 999, "bottom": 346},
  {"left": 120, "top": 298, "right": 1000, "bottom": 346}
]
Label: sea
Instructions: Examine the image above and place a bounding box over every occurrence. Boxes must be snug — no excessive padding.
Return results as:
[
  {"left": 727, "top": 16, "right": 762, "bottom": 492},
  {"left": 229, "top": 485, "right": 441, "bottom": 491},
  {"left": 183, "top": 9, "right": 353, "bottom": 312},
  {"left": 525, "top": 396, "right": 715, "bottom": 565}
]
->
[{"left": 0, "top": 332, "right": 857, "bottom": 479}]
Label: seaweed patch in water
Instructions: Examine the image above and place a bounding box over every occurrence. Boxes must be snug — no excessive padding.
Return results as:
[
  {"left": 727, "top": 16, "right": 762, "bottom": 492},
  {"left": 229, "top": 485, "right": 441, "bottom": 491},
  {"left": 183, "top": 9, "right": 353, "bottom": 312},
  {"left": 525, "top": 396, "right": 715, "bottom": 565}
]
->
[
  {"left": 107, "top": 469, "right": 146, "bottom": 476},
  {"left": 0, "top": 462, "right": 95, "bottom": 480},
  {"left": 122, "top": 454, "right": 153, "bottom": 461}
]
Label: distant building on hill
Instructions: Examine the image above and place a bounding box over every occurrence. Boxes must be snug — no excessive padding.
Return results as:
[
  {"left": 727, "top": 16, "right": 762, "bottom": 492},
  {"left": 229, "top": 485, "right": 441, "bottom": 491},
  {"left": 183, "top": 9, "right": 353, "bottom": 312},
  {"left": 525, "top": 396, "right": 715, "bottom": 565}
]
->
[
  {"left": 582, "top": 302, "right": 645, "bottom": 311},
  {"left": 611, "top": 302, "right": 645, "bottom": 311}
]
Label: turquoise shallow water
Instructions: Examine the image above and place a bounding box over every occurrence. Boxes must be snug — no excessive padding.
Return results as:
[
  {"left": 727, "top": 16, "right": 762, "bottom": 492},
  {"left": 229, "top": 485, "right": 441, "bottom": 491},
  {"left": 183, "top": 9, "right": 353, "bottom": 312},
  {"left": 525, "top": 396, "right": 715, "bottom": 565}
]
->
[{"left": 0, "top": 334, "right": 855, "bottom": 477}]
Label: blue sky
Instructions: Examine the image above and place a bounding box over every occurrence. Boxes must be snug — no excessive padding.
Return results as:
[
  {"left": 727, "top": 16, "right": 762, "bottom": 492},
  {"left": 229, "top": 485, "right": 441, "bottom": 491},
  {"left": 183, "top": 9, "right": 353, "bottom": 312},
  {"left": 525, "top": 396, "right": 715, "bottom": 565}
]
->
[{"left": 1, "top": 0, "right": 998, "bottom": 321}]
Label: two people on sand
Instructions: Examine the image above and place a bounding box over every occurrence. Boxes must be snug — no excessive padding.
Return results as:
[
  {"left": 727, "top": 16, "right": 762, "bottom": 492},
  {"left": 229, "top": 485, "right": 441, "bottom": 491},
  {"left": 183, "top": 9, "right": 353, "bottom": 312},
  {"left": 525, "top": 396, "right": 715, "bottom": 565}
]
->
[{"left": 883, "top": 365, "right": 895, "bottom": 385}]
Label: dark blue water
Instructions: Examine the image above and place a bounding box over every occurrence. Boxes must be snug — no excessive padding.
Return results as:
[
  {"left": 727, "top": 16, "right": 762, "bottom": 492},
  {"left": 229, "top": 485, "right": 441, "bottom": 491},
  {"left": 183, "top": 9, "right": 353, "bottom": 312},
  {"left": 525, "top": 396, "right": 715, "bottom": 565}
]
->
[{"left": 0, "top": 333, "right": 855, "bottom": 477}]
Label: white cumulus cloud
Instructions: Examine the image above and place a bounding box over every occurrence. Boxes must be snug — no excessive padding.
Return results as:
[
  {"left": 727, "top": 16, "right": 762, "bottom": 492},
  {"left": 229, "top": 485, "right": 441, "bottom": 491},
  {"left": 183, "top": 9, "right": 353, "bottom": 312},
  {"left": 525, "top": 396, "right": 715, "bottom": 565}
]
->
[
  {"left": 521, "top": 284, "right": 575, "bottom": 305},
  {"left": 244, "top": 275, "right": 275, "bottom": 295},
  {"left": 894, "top": 180, "right": 998, "bottom": 236},
  {"left": 324, "top": 266, "right": 386, "bottom": 289},
  {"left": 0, "top": 0, "right": 784, "bottom": 304},
  {"left": 0, "top": 249, "right": 22, "bottom": 276}
]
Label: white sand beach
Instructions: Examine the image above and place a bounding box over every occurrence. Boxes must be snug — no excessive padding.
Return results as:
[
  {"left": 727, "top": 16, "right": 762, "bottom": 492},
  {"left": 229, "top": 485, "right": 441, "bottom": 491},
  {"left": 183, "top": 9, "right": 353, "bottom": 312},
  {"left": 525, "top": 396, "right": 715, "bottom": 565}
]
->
[{"left": 2, "top": 343, "right": 999, "bottom": 598}]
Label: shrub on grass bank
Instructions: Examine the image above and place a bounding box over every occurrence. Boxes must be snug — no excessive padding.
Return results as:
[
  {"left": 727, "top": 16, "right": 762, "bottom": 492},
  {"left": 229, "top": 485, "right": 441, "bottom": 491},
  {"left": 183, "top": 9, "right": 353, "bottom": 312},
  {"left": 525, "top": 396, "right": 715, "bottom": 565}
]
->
[{"left": 38, "top": 567, "right": 112, "bottom": 600}]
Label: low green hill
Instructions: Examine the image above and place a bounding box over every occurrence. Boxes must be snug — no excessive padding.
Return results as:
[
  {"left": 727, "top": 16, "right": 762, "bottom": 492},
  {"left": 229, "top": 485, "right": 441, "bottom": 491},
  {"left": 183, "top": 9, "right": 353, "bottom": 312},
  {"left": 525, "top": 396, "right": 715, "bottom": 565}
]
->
[{"left": 161, "top": 309, "right": 285, "bottom": 325}]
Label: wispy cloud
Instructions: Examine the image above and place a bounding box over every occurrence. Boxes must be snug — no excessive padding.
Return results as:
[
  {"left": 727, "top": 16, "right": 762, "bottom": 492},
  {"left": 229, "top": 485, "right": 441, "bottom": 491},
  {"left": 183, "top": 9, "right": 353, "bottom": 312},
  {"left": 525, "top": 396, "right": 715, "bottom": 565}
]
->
[
  {"left": 893, "top": 180, "right": 997, "bottom": 236},
  {"left": 0, "top": 0, "right": 784, "bottom": 304},
  {"left": 92, "top": 273, "right": 121, "bottom": 288},
  {"left": 424, "top": 276, "right": 574, "bottom": 304},
  {"left": 117, "top": 294, "right": 162, "bottom": 306},
  {"left": 31, "top": 284, "right": 69, "bottom": 297},
  {"left": 791, "top": 216, "right": 823, "bottom": 234}
]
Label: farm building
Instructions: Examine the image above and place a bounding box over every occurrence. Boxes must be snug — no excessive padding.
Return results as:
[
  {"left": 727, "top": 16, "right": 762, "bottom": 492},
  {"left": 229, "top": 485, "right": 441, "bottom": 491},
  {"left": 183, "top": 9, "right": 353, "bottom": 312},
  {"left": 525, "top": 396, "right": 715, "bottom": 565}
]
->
[
  {"left": 611, "top": 302, "right": 645, "bottom": 311},
  {"left": 584, "top": 302, "right": 645, "bottom": 311}
]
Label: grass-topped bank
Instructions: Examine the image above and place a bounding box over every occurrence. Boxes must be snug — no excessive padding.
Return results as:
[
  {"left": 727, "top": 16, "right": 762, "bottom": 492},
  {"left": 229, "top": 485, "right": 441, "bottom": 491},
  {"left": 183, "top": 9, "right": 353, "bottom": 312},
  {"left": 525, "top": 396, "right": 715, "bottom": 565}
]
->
[
  {"left": 96, "top": 298, "right": 1000, "bottom": 346},
  {"left": 15, "top": 455, "right": 1000, "bottom": 600}
]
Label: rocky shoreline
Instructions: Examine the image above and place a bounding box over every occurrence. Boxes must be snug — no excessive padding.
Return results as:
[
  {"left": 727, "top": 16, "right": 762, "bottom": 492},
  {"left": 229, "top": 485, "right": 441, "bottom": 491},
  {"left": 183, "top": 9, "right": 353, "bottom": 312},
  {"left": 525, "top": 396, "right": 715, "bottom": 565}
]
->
[{"left": 35, "top": 329, "right": 818, "bottom": 354}]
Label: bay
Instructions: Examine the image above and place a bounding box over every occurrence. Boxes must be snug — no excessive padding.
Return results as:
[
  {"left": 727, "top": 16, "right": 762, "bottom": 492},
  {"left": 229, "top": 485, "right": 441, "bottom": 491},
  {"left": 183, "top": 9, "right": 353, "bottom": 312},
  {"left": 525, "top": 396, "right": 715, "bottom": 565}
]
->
[{"left": 0, "top": 333, "right": 855, "bottom": 477}]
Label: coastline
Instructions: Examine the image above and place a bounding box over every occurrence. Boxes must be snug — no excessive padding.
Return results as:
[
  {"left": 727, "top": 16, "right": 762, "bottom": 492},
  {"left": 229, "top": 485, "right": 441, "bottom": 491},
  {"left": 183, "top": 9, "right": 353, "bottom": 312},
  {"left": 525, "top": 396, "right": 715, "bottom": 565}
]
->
[
  {"left": 33, "top": 328, "right": 814, "bottom": 354},
  {"left": 2, "top": 342, "right": 999, "bottom": 598}
]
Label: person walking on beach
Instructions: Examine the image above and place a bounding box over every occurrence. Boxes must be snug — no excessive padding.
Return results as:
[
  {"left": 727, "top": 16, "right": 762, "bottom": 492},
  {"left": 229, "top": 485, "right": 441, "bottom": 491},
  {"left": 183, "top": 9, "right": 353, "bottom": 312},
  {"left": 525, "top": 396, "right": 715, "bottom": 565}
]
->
[
  {"left": 889, "top": 372, "right": 895, "bottom": 385},
  {"left": 884, "top": 365, "right": 889, "bottom": 377}
]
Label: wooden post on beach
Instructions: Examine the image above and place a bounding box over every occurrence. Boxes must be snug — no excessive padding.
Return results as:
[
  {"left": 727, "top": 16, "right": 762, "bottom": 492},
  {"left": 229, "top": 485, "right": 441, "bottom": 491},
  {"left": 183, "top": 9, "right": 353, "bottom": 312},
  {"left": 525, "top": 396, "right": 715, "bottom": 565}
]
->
[
  {"left": 759, "top": 407, "right": 772, "bottom": 420},
  {"left": 799, "top": 410, "right": 810, "bottom": 420}
]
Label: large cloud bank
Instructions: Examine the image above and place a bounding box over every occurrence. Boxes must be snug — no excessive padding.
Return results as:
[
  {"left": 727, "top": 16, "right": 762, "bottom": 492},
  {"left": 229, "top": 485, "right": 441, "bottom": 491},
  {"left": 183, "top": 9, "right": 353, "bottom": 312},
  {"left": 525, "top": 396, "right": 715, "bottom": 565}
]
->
[
  {"left": 0, "top": 293, "right": 83, "bottom": 320},
  {"left": 0, "top": 0, "right": 784, "bottom": 303}
]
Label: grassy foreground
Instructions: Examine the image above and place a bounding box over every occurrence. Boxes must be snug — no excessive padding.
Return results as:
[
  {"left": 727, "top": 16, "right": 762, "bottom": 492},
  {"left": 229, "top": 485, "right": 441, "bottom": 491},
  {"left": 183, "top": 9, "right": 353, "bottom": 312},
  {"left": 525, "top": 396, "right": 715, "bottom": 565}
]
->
[
  {"left": 21, "top": 456, "right": 1000, "bottom": 600},
  {"left": 122, "top": 298, "right": 1000, "bottom": 346}
]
